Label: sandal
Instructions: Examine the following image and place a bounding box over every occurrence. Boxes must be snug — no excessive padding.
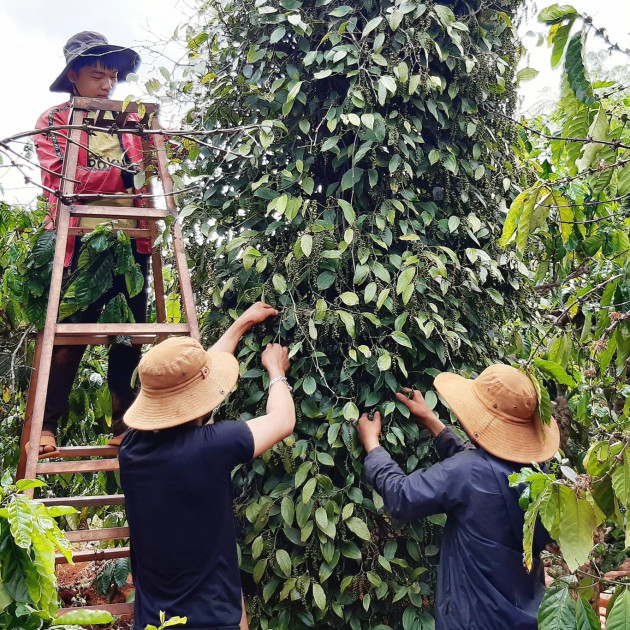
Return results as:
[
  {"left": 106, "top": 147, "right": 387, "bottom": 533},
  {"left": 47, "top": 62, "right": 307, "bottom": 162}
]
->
[{"left": 26, "top": 434, "right": 62, "bottom": 460}]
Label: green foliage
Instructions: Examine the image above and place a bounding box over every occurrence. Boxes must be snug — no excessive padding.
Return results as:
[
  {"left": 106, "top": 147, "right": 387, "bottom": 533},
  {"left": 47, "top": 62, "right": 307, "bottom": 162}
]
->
[
  {"left": 537, "top": 575, "right": 600, "bottom": 630},
  {"left": 508, "top": 462, "right": 619, "bottom": 574},
  {"left": 169, "top": 0, "right": 525, "bottom": 626},
  {"left": 0, "top": 475, "right": 117, "bottom": 630},
  {"left": 144, "top": 611, "right": 187, "bottom": 630},
  {"left": 0, "top": 475, "right": 74, "bottom": 629},
  {"left": 0, "top": 199, "right": 49, "bottom": 331},
  {"left": 0, "top": 211, "right": 145, "bottom": 474},
  {"left": 51, "top": 608, "right": 114, "bottom": 626},
  {"left": 538, "top": 577, "right": 577, "bottom": 630},
  {"left": 0, "top": 201, "right": 49, "bottom": 474},
  {"left": 501, "top": 3, "right": 630, "bottom": 626},
  {"left": 94, "top": 557, "right": 131, "bottom": 601},
  {"left": 2, "top": 220, "right": 141, "bottom": 330},
  {"left": 58, "top": 224, "right": 142, "bottom": 324},
  {"left": 564, "top": 31, "right": 596, "bottom": 107},
  {"left": 606, "top": 588, "right": 630, "bottom": 630}
]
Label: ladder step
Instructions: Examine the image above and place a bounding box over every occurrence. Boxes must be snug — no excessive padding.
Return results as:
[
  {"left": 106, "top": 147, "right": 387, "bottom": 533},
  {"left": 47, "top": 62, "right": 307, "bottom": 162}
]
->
[
  {"left": 69, "top": 227, "right": 151, "bottom": 238},
  {"left": 36, "top": 459, "right": 119, "bottom": 475},
  {"left": 54, "top": 334, "right": 164, "bottom": 346},
  {"left": 65, "top": 527, "right": 129, "bottom": 543},
  {"left": 35, "top": 494, "right": 125, "bottom": 508},
  {"left": 56, "top": 546, "right": 130, "bottom": 565},
  {"left": 56, "top": 445, "right": 119, "bottom": 458},
  {"left": 56, "top": 323, "right": 191, "bottom": 336},
  {"left": 58, "top": 602, "right": 134, "bottom": 617},
  {"left": 68, "top": 205, "right": 169, "bottom": 220}
]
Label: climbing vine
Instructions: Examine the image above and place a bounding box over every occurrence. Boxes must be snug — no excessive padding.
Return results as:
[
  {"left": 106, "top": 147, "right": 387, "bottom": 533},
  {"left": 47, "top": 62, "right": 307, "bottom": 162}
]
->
[{"left": 167, "top": 0, "right": 526, "bottom": 627}]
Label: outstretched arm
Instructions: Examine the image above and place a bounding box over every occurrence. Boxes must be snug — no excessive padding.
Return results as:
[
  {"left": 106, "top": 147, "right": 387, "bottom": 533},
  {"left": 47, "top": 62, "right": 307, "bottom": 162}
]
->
[
  {"left": 209, "top": 302, "right": 278, "bottom": 355},
  {"left": 356, "top": 411, "right": 465, "bottom": 519},
  {"left": 247, "top": 344, "right": 296, "bottom": 457}
]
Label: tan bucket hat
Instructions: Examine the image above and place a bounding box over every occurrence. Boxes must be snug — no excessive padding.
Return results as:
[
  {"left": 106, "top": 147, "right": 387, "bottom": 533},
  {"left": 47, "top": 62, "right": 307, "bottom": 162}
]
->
[
  {"left": 124, "top": 336, "right": 239, "bottom": 430},
  {"left": 434, "top": 364, "right": 559, "bottom": 464}
]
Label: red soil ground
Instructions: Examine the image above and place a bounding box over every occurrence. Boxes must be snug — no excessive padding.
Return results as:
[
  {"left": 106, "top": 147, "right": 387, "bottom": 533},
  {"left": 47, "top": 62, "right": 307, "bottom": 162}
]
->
[{"left": 57, "top": 560, "right": 134, "bottom": 630}]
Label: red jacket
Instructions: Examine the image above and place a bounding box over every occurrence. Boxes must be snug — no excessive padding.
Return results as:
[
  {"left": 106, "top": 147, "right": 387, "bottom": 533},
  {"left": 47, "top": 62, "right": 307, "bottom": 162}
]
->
[{"left": 35, "top": 101, "right": 152, "bottom": 266}]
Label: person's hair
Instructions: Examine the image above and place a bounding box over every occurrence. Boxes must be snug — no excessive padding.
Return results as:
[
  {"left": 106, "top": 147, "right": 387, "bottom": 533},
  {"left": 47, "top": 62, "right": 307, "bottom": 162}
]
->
[{"left": 70, "top": 52, "right": 129, "bottom": 74}]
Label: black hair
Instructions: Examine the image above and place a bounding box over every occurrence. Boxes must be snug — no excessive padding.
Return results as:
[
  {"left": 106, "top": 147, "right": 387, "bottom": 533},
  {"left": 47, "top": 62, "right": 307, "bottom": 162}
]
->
[{"left": 70, "top": 51, "right": 128, "bottom": 74}]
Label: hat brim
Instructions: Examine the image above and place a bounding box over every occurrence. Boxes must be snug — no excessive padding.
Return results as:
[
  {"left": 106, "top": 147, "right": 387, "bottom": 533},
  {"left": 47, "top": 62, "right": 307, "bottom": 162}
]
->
[
  {"left": 434, "top": 372, "right": 560, "bottom": 464},
  {"left": 124, "top": 351, "right": 239, "bottom": 430},
  {"left": 50, "top": 45, "right": 141, "bottom": 93}
]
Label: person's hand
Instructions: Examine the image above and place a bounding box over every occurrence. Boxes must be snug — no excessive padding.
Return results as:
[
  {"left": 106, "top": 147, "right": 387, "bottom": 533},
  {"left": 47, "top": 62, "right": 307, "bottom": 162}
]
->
[
  {"left": 395, "top": 388, "right": 445, "bottom": 437},
  {"left": 395, "top": 388, "right": 434, "bottom": 421},
  {"left": 261, "top": 343, "right": 290, "bottom": 379},
  {"left": 239, "top": 302, "right": 278, "bottom": 330},
  {"left": 356, "top": 411, "right": 381, "bottom": 453},
  {"left": 209, "top": 303, "right": 279, "bottom": 355}
]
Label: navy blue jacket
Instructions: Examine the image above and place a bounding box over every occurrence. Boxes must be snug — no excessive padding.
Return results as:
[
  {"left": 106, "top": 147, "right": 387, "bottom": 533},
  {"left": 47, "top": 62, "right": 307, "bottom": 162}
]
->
[{"left": 364, "top": 428, "right": 549, "bottom": 630}]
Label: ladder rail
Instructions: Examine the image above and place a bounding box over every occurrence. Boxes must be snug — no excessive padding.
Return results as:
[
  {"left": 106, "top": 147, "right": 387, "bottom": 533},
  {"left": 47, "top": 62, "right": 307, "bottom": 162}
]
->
[
  {"left": 23, "top": 112, "right": 85, "bottom": 486},
  {"left": 16, "top": 330, "right": 43, "bottom": 480},
  {"left": 141, "top": 134, "right": 168, "bottom": 330},
  {"left": 152, "top": 129, "right": 199, "bottom": 339}
]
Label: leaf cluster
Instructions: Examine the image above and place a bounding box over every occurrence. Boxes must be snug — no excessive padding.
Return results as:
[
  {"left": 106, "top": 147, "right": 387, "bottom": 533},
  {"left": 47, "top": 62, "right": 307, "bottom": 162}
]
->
[
  {"left": 2, "top": 220, "right": 144, "bottom": 331},
  {"left": 168, "top": 0, "right": 527, "bottom": 626},
  {"left": 0, "top": 475, "right": 76, "bottom": 629},
  {"left": 500, "top": 4, "right": 630, "bottom": 626}
]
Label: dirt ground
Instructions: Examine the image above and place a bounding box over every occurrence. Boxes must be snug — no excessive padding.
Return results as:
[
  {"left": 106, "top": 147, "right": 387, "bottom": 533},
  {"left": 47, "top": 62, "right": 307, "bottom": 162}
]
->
[{"left": 57, "top": 560, "right": 135, "bottom": 630}]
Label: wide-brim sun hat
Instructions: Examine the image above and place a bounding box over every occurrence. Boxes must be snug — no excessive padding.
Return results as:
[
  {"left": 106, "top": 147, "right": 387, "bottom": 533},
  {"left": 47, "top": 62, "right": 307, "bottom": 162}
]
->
[
  {"left": 124, "top": 336, "right": 239, "bottom": 430},
  {"left": 50, "top": 31, "right": 141, "bottom": 93},
  {"left": 434, "top": 364, "right": 560, "bottom": 464}
]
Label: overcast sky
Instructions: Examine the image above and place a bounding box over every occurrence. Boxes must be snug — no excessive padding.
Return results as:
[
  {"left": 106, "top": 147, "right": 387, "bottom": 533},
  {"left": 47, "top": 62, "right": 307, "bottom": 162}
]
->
[
  {"left": 0, "top": 0, "right": 628, "bottom": 204},
  {"left": 518, "top": 0, "right": 630, "bottom": 115}
]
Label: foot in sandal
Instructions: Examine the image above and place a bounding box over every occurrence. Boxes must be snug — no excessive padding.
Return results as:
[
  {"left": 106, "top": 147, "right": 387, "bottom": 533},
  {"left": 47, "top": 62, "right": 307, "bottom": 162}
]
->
[{"left": 26, "top": 430, "right": 62, "bottom": 459}]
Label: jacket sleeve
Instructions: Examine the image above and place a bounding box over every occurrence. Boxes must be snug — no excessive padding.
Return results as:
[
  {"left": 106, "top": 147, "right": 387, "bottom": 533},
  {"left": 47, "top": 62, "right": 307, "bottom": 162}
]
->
[
  {"left": 35, "top": 107, "right": 68, "bottom": 215},
  {"left": 434, "top": 426, "right": 476, "bottom": 460},
  {"left": 364, "top": 446, "right": 469, "bottom": 520}
]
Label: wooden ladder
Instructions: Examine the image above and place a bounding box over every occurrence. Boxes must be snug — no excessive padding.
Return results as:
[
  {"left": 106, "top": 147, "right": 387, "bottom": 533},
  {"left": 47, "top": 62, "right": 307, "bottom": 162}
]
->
[{"left": 16, "top": 97, "right": 199, "bottom": 618}]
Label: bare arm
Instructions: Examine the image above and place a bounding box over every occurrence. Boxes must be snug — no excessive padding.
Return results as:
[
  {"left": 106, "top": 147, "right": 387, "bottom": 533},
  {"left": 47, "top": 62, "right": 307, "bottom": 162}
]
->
[
  {"left": 396, "top": 389, "right": 472, "bottom": 459},
  {"left": 247, "top": 344, "right": 296, "bottom": 457},
  {"left": 209, "top": 302, "right": 278, "bottom": 355},
  {"left": 240, "top": 593, "right": 248, "bottom": 629},
  {"left": 395, "top": 388, "right": 446, "bottom": 437}
]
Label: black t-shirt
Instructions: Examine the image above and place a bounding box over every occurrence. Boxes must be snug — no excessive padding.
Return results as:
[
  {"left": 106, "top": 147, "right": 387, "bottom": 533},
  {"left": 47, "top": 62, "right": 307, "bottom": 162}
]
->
[{"left": 119, "top": 421, "right": 255, "bottom": 630}]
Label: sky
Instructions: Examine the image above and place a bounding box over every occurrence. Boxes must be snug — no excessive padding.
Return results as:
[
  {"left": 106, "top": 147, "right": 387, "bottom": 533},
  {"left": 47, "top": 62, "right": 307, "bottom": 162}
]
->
[
  {"left": 0, "top": 0, "right": 628, "bottom": 204},
  {"left": 517, "top": 0, "right": 630, "bottom": 115}
]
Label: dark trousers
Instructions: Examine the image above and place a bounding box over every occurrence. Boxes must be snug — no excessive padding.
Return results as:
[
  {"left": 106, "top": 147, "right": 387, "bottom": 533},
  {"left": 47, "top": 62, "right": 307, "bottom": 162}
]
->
[{"left": 42, "top": 242, "right": 149, "bottom": 437}]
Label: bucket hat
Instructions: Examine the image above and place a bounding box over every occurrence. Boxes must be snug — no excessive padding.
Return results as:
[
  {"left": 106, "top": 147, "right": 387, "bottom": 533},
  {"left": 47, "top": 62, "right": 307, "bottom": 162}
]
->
[
  {"left": 434, "top": 364, "right": 559, "bottom": 463},
  {"left": 124, "top": 337, "right": 239, "bottom": 430},
  {"left": 50, "top": 31, "right": 141, "bottom": 93}
]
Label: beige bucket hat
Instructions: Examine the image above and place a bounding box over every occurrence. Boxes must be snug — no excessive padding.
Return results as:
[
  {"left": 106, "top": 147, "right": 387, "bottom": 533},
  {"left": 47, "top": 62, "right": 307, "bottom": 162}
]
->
[
  {"left": 434, "top": 364, "right": 559, "bottom": 464},
  {"left": 124, "top": 336, "right": 239, "bottom": 430}
]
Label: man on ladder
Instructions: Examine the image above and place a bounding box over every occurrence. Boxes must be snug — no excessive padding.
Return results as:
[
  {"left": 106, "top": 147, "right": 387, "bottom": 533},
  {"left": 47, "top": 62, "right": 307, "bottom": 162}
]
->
[{"left": 33, "top": 32, "right": 149, "bottom": 457}]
